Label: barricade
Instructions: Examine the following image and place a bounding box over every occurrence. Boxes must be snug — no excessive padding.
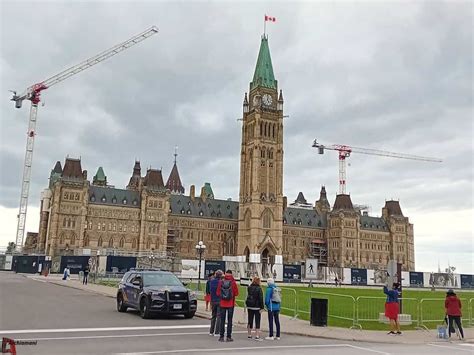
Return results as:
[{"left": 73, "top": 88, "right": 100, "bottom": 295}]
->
[
  {"left": 419, "top": 298, "right": 468, "bottom": 330},
  {"left": 298, "top": 290, "right": 359, "bottom": 329},
  {"left": 469, "top": 298, "right": 474, "bottom": 327},
  {"left": 279, "top": 287, "right": 298, "bottom": 319},
  {"left": 355, "top": 296, "right": 419, "bottom": 329}
]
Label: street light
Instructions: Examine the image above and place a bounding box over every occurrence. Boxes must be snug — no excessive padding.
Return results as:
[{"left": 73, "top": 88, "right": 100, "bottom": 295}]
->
[
  {"left": 195, "top": 240, "right": 206, "bottom": 291},
  {"left": 149, "top": 251, "right": 156, "bottom": 269},
  {"left": 94, "top": 249, "right": 100, "bottom": 283}
]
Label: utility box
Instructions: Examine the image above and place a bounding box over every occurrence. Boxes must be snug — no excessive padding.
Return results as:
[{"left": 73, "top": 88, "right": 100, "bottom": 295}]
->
[{"left": 310, "top": 298, "right": 328, "bottom": 326}]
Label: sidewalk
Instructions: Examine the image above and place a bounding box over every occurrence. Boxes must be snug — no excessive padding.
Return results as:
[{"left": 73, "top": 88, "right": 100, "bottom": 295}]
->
[{"left": 26, "top": 274, "right": 473, "bottom": 345}]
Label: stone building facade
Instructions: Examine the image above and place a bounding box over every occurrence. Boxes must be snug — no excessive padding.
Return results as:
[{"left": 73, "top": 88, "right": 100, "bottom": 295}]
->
[{"left": 35, "top": 35, "right": 415, "bottom": 271}]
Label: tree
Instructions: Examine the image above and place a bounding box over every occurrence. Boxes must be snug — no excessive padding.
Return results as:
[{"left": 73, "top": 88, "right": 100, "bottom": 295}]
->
[{"left": 6, "top": 242, "right": 16, "bottom": 253}]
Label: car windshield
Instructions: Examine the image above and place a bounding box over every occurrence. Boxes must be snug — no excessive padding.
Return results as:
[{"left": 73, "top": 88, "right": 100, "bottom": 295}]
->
[{"left": 143, "top": 273, "right": 183, "bottom": 287}]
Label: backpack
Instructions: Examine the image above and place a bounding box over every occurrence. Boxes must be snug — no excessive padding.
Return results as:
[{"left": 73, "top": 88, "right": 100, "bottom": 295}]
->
[
  {"left": 271, "top": 287, "right": 282, "bottom": 303},
  {"left": 220, "top": 280, "right": 233, "bottom": 301}
]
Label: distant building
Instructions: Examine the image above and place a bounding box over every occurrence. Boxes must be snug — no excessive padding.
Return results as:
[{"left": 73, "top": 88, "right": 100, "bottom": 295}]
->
[{"left": 36, "top": 35, "right": 415, "bottom": 271}]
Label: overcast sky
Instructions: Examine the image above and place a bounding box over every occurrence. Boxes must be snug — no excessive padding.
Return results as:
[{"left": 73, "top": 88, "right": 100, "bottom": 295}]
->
[{"left": 0, "top": 1, "right": 472, "bottom": 273}]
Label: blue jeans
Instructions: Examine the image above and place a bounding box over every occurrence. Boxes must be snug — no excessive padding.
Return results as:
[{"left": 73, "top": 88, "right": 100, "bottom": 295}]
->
[
  {"left": 268, "top": 310, "right": 280, "bottom": 337},
  {"left": 219, "top": 307, "right": 234, "bottom": 338}
]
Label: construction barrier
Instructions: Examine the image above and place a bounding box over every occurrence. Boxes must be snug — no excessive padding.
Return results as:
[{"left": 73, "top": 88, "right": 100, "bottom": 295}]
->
[{"left": 298, "top": 290, "right": 359, "bottom": 328}]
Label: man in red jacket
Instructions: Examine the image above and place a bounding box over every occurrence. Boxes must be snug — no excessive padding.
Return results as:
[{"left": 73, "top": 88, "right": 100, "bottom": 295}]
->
[{"left": 216, "top": 270, "right": 239, "bottom": 342}]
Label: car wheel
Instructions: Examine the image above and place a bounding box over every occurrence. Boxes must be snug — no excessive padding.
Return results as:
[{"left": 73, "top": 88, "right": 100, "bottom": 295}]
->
[
  {"left": 184, "top": 311, "right": 195, "bottom": 319},
  {"left": 140, "top": 298, "right": 151, "bottom": 319},
  {"left": 117, "top": 294, "right": 127, "bottom": 312}
]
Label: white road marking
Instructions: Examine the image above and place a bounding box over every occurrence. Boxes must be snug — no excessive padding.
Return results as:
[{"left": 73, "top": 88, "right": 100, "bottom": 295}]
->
[
  {"left": 428, "top": 343, "right": 472, "bottom": 352},
  {"left": 15, "top": 331, "right": 247, "bottom": 342},
  {"left": 346, "top": 344, "right": 391, "bottom": 355},
  {"left": 115, "top": 344, "right": 388, "bottom": 355},
  {"left": 459, "top": 343, "right": 474, "bottom": 347},
  {"left": 0, "top": 324, "right": 210, "bottom": 335}
]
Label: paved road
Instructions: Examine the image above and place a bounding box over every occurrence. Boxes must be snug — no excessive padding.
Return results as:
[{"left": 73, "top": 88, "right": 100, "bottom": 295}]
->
[{"left": 0, "top": 272, "right": 471, "bottom": 355}]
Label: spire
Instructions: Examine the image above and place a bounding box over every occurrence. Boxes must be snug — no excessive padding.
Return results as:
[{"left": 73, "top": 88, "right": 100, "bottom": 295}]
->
[
  {"left": 93, "top": 167, "right": 107, "bottom": 186},
  {"left": 320, "top": 186, "right": 327, "bottom": 200},
  {"left": 166, "top": 151, "right": 185, "bottom": 194},
  {"left": 53, "top": 161, "right": 62, "bottom": 174},
  {"left": 250, "top": 36, "right": 277, "bottom": 90},
  {"left": 127, "top": 160, "right": 142, "bottom": 190}
]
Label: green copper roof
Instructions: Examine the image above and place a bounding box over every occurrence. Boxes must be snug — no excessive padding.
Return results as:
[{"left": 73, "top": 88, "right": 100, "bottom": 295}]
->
[
  {"left": 251, "top": 36, "right": 277, "bottom": 90},
  {"left": 94, "top": 167, "right": 106, "bottom": 181}
]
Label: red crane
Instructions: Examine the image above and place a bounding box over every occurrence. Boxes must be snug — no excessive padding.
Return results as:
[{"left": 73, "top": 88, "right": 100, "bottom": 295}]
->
[
  {"left": 312, "top": 139, "right": 442, "bottom": 194},
  {"left": 10, "top": 26, "right": 159, "bottom": 249}
]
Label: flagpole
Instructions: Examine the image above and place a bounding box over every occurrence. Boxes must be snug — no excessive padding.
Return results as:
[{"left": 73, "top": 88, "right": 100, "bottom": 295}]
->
[{"left": 264, "top": 15, "right": 266, "bottom": 36}]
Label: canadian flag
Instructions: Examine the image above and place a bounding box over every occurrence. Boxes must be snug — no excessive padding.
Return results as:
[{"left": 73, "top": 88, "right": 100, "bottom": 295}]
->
[{"left": 265, "top": 15, "right": 276, "bottom": 22}]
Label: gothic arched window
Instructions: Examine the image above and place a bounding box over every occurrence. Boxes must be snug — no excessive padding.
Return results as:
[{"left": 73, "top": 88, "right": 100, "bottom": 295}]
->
[
  {"left": 132, "top": 238, "right": 137, "bottom": 249},
  {"left": 83, "top": 235, "right": 89, "bottom": 247},
  {"left": 262, "top": 209, "right": 272, "bottom": 229},
  {"left": 119, "top": 237, "right": 125, "bottom": 248},
  {"left": 108, "top": 237, "right": 114, "bottom": 248},
  {"left": 97, "top": 237, "right": 103, "bottom": 247}
]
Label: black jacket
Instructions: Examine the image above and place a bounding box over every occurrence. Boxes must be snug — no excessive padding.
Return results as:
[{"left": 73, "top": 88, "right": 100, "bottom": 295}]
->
[{"left": 246, "top": 284, "right": 264, "bottom": 309}]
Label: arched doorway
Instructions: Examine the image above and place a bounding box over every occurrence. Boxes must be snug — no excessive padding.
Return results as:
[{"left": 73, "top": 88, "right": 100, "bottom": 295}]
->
[
  {"left": 261, "top": 245, "right": 276, "bottom": 278},
  {"left": 243, "top": 246, "right": 250, "bottom": 263}
]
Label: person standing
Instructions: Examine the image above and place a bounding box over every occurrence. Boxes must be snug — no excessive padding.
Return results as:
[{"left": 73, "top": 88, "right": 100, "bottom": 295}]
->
[
  {"left": 205, "top": 273, "right": 214, "bottom": 311},
  {"left": 209, "top": 270, "right": 223, "bottom": 336},
  {"left": 265, "top": 278, "right": 281, "bottom": 340},
  {"left": 246, "top": 276, "right": 264, "bottom": 340},
  {"left": 445, "top": 289, "right": 464, "bottom": 339},
  {"left": 216, "top": 270, "right": 239, "bottom": 342},
  {"left": 62, "top": 267, "right": 70, "bottom": 280},
  {"left": 383, "top": 283, "right": 401, "bottom": 335},
  {"left": 83, "top": 264, "right": 90, "bottom": 285}
]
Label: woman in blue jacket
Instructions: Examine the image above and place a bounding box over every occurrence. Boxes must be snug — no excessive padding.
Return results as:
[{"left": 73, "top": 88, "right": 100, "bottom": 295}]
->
[{"left": 264, "top": 278, "right": 281, "bottom": 340}]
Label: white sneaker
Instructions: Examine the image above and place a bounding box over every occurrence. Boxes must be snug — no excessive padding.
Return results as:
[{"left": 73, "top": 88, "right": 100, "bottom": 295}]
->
[
  {"left": 265, "top": 336, "right": 274, "bottom": 340},
  {"left": 275, "top": 337, "right": 281, "bottom": 340},
  {"left": 209, "top": 333, "right": 214, "bottom": 336}
]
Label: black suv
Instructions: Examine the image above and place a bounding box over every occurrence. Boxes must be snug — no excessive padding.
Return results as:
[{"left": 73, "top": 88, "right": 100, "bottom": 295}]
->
[{"left": 116, "top": 269, "right": 197, "bottom": 319}]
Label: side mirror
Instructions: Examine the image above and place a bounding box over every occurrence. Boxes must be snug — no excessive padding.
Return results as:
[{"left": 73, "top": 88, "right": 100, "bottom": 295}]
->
[{"left": 132, "top": 280, "right": 141, "bottom": 287}]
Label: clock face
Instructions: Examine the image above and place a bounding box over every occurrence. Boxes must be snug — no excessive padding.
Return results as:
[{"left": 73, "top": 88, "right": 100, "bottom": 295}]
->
[{"left": 262, "top": 94, "right": 273, "bottom": 106}]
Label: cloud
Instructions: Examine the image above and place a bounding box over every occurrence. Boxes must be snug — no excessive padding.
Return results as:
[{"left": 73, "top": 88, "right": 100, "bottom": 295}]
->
[{"left": 0, "top": 1, "right": 472, "bottom": 272}]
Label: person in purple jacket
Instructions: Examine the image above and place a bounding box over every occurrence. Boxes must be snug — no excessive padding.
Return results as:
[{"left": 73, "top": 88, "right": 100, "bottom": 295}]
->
[{"left": 208, "top": 270, "right": 223, "bottom": 336}]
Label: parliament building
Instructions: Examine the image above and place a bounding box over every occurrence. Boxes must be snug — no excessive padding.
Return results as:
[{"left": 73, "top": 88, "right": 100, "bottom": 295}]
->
[{"left": 35, "top": 35, "right": 415, "bottom": 271}]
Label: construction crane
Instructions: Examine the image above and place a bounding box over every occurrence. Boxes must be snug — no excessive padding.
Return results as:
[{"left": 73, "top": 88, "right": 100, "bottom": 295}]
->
[
  {"left": 312, "top": 139, "right": 442, "bottom": 194},
  {"left": 11, "top": 26, "right": 159, "bottom": 250}
]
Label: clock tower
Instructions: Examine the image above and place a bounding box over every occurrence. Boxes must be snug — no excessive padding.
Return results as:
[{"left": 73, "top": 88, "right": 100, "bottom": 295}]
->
[{"left": 237, "top": 35, "right": 284, "bottom": 270}]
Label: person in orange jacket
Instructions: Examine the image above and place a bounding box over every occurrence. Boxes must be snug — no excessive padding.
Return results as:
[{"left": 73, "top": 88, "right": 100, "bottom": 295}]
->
[{"left": 216, "top": 270, "right": 239, "bottom": 342}]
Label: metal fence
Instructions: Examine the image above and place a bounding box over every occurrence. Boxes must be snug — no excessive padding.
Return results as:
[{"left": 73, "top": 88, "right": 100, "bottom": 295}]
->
[
  {"left": 470, "top": 298, "right": 474, "bottom": 326},
  {"left": 356, "top": 296, "right": 419, "bottom": 328}
]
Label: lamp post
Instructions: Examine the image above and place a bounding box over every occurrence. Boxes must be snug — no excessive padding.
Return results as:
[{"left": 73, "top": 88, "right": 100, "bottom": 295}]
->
[
  {"left": 195, "top": 240, "right": 206, "bottom": 291},
  {"left": 94, "top": 249, "right": 100, "bottom": 283},
  {"left": 149, "top": 251, "right": 155, "bottom": 269}
]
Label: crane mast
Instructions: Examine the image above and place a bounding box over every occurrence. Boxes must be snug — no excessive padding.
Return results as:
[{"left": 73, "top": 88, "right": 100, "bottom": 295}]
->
[
  {"left": 312, "top": 139, "right": 442, "bottom": 194},
  {"left": 12, "top": 26, "right": 158, "bottom": 250}
]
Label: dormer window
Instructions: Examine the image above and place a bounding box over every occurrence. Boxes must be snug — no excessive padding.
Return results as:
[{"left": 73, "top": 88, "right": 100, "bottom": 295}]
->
[
  {"left": 112, "top": 197, "right": 117, "bottom": 203},
  {"left": 181, "top": 208, "right": 185, "bottom": 214},
  {"left": 101, "top": 196, "right": 106, "bottom": 203},
  {"left": 133, "top": 200, "right": 138, "bottom": 206},
  {"left": 90, "top": 195, "right": 96, "bottom": 202},
  {"left": 187, "top": 209, "right": 191, "bottom": 215},
  {"left": 123, "top": 199, "right": 127, "bottom": 204},
  {"left": 199, "top": 210, "right": 204, "bottom": 216}
]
